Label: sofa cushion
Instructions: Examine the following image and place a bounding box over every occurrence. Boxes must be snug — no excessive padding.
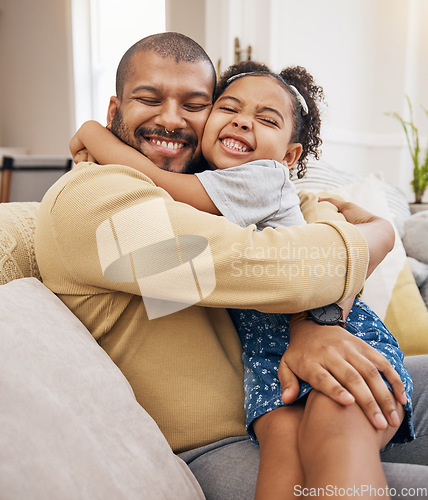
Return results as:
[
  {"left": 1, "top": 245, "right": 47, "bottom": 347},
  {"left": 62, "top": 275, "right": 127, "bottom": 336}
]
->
[
  {"left": 0, "top": 202, "right": 41, "bottom": 284},
  {"left": 0, "top": 278, "right": 204, "bottom": 499},
  {"left": 296, "top": 169, "right": 428, "bottom": 356},
  {"left": 402, "top": 211, "right": 428, "bottom": 265},
  {"left": 294, "top": 160, "right": 411, "bottom": 223}
]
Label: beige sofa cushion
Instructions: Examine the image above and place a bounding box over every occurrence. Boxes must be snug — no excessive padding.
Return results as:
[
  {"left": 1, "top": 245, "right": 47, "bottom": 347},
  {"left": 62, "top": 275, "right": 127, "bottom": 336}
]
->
[
  {"left": 0, "top": 278, "right": 204, "bottom": 499},
  {"left": 0, "top": 202, "right": 40, "bottom": 284}
]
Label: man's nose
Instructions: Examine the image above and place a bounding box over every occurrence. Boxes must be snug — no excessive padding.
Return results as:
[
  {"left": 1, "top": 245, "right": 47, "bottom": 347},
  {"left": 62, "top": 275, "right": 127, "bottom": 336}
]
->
[{"left": 155, "top": 100, "right": 186, "bottom": 131}]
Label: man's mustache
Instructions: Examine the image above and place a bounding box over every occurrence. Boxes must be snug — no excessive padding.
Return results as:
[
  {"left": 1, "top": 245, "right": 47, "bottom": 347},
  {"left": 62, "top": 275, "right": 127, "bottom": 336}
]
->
[{"left": 135, "top": 126, "right": 197, "bottom": 147}]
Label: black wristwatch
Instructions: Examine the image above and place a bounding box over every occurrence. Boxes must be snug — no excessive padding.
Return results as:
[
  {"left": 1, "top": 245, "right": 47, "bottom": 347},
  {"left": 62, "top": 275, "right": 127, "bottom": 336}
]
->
[
  {"left": 306, "top": 304, "right": 345, "bottom": 326},
  {"left": 290, "top": 303, "right": 345, "bottom": 328}
]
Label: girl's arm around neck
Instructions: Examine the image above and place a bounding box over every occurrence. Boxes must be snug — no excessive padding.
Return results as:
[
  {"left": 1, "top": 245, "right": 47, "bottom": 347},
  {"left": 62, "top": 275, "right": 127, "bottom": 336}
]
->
[{"left": 70, "top": 120, "right": 220, "bottom": 215}]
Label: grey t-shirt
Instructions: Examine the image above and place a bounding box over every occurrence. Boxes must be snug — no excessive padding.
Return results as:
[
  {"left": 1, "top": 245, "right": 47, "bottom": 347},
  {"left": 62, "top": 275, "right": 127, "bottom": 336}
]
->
[{"left": 195, "top": 160, "right": 306, "bottom": 230}]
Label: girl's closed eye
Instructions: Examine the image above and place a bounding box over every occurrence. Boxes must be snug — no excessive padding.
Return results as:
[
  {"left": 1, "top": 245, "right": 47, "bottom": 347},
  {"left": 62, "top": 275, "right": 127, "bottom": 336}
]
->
[{"left": 259, "top": 116, "right": 279, "bottom": 127}]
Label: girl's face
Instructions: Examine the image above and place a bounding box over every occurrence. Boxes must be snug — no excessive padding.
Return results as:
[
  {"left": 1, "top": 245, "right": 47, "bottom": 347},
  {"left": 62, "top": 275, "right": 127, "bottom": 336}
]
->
[{"left": 202, "top": 75, "right": 302, "bottom": 170}]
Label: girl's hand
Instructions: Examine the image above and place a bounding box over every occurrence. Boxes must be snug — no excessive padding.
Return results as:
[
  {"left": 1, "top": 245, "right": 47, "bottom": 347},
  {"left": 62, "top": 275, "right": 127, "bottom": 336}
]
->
[
  {"left": 70, "top": 132, "right": 95, "bottom": 164},
  {"left": 69, "top": 121, "right": 103, "bottom": 164},
  {"left": 72, "top": 147, "right": 97, "bottom": 165},
  {"left": 278, "top": 320, "right": 406, "bottom": 431}
]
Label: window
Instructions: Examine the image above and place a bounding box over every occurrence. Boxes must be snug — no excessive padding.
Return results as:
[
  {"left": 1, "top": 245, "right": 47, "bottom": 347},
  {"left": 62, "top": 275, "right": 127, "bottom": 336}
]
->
[{"left": 71, "top": 0, "right": 165, "bottom": 128}]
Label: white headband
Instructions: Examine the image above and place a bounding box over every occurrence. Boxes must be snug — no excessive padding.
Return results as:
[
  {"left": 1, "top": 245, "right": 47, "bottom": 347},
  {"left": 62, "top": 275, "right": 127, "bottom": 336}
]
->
[{"left": 288, "top": 85, "right": 309, "bottom": 116}]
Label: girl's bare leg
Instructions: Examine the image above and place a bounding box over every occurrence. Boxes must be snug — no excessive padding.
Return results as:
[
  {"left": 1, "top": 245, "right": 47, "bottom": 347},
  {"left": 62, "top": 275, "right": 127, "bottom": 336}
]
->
[
  {"left": 253, "top": 404, "right": 305, "bottom": 500},
  {"left": 298, "top": 390, "right": 404, "bottom": 499}
]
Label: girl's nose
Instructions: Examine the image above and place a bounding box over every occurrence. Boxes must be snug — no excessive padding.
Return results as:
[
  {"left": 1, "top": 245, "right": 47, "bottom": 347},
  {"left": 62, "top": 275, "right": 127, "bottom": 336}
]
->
[{"left": 232, "top": 114, "right": 252, "bottom": 131}]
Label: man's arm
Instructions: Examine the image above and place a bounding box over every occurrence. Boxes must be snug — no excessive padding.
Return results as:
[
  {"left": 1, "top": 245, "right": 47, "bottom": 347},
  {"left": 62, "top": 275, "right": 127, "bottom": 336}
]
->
[{"left": 38, "top": 163, "right": 369, "bottom": 312}]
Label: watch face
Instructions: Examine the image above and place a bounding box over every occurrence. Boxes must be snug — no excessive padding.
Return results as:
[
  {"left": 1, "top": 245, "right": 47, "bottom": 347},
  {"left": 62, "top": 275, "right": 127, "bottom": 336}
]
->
[{"left": 308, "top": 304, "right": 343, "bottom": 324}]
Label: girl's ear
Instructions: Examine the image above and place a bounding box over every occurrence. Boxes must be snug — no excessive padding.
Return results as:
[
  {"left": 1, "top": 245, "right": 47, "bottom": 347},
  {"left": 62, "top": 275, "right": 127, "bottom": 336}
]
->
[
  {"left": 106, "top": 96, "right": 120, "bottom": 130},
  {"left": 281, "top": 143, "right": 303, "bottom": 169}
]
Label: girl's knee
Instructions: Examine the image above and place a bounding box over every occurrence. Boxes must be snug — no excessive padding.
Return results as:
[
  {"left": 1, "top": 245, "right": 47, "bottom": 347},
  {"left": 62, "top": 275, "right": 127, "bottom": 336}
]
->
[
  {"left": 253, "top": 405, "right": 304, "bottom": 446},
  {"left": 299, "top": 391, "right": 368, "bottom": 442},
  {"left": 298, "top": 390, "right": 395, "bottom": 450}
]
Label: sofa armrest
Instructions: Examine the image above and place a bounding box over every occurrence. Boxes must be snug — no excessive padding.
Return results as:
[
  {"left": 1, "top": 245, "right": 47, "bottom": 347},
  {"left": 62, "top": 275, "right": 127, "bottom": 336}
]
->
[{"left": 0, "top": 202, "right": 41, "bottom": 284}]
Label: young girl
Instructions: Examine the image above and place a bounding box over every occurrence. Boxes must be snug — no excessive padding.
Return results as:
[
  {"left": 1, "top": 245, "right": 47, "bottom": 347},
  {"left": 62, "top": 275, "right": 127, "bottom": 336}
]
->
[{"left": 71, "top": 61, "right": 413, "bottom": 499}]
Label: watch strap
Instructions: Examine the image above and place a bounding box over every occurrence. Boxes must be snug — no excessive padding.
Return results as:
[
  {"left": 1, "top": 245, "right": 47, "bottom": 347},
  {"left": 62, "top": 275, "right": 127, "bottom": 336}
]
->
[
  {"left": 289, "top": 311, "right": 308, "bottom": 329},
  {"left": 289, "top": 306, "right": 346, "bottom": 329}
]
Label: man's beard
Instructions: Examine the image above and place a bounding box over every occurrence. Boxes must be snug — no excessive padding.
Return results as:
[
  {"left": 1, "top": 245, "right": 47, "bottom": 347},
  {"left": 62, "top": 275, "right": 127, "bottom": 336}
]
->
[{"left": 110, "top": 109, "right": 206, "bottom": 174}]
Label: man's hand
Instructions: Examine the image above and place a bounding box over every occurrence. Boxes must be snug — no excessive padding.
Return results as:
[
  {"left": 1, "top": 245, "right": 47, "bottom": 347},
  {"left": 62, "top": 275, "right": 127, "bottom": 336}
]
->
[
  {"left": 278, "top": 320, "right": 406, "bottom": 430},
  {"left": 320, "top": 197, "right": 395, "bottom": 279},
  {"left": 319, "top": 197, "right": 379, "bottom": 225}
]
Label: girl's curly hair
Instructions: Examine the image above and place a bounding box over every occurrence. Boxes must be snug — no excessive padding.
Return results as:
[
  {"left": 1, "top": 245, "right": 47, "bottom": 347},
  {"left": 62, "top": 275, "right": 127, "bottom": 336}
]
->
[{"left": 215, "top": 61, "right": 325, "bottom": 178}]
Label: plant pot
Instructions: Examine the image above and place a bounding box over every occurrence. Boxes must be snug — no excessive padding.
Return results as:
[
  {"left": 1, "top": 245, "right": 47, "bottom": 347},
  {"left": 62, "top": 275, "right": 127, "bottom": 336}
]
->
[
  {"left": 409, "top": 203, "right": 428, "bottom": 215},
  {"left": 414, "top": 192, "right": 426, "bottom": 204}
]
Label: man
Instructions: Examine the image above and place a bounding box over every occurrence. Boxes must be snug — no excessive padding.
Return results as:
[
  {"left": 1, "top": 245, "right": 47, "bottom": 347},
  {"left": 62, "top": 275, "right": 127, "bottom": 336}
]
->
[{"left": 36, "top": 32, "right": 428, "bottom": 497}]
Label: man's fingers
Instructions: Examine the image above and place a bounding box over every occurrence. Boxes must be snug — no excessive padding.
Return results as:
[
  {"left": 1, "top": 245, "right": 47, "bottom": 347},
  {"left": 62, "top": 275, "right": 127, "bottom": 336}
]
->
[
  {"left": 330, "top": 352, "right": 403, "bottom": 430},
  {"left": 283, "top": 321, "right": 404, "bottom": 431},
  {"left": 318, "top": 197, "right": 377, "bottom": 225},
  {"left": 310, "top": 367, "right": 355, "bottom": 407},
  {"left": 318, "top": 197, "right": 342, "bottom": 208},
  {"left": 332, "top": 360, "right": 388, "bottom": 429},
  {"left": 369, "top": 351, "right": 407, "bottom": 405},
  {"left": 282, "top": 348, "right": 356, "bottom": 407},
  {"left": 278, "top": 358, "right": 300, "bottom": 404},
  {"left": 363, "top": 351, "right": 407, "bottom": 426},
  {"left": 295, "top": 356, "right": 390, "bottom": 430}
]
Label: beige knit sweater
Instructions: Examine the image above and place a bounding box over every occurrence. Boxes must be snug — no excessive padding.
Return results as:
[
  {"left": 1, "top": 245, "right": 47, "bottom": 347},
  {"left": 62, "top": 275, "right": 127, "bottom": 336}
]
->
[
  {"left": 35, "top": 162, "right": 368, "bottom": 453},
  {"left": 0, "top": 202, "right": 40, "bottom": 285}
]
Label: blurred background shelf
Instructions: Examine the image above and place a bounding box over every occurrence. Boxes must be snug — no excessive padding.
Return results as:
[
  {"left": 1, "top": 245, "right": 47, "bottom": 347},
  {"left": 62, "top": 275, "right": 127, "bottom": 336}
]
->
[{"left": 0, "top": 154, "right": 72, "bottom": 203}]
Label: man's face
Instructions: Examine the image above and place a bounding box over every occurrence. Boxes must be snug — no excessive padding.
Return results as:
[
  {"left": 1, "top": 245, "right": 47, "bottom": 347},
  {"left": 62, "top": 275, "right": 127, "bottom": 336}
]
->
[{"left": 107, "top": 51, "right": 214, "bottom": 173}]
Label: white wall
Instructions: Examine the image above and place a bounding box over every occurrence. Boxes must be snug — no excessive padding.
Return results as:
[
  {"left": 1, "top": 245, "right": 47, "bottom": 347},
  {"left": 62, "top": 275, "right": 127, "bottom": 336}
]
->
[
  {"left": 201, "top": 0, "right": 428, "bottom": 201},
  {"left": 0, "top": 0, "right": 74, "bottom": 155},
  {"left": 268, "top": 0, "right": 427, "bottom": 201},
  {"left": 166, "top": 0, "right": 205, "bottom": 48}
]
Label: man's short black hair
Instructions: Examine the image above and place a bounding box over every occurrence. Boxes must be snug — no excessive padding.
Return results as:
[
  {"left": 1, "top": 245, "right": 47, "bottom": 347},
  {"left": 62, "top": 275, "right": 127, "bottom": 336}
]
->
[{"left": 116, "top": 32, "right": 216, "bottom": 98}]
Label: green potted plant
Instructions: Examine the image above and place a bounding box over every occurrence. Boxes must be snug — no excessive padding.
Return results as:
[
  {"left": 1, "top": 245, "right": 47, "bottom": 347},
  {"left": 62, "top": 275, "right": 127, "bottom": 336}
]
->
[{"left": 388, "top": 96, "right": 428, "bottom": 204}]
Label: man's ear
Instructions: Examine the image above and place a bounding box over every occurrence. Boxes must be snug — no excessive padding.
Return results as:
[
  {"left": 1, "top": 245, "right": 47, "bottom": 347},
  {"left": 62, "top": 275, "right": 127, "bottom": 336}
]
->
[
  {"left": 281, "top": 143, "right": 303, "bottom": 170},
  {"left": 106, "top": 96, "right": 120, "bottom": 130}
]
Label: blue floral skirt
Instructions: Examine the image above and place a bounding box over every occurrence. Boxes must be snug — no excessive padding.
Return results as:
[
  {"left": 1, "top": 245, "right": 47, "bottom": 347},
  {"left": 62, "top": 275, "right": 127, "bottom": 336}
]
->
[{"left": 228, "top": 298, "right": 414, "bottom": 445}]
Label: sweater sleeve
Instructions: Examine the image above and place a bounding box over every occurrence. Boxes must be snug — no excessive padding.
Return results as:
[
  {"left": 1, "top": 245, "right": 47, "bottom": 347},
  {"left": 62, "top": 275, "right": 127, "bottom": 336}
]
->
[
  {"left": 298, "top": 190, "right": 347, "bottom": 223},
  {"left": 36, "top": 163, "right": 368, "bottom": 314}
]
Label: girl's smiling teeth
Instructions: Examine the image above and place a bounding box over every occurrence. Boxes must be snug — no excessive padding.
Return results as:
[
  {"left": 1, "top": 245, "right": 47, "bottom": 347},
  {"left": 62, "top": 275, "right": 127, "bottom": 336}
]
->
[{"left": 221, "top": 138, "right": 252, "bottom": 153}]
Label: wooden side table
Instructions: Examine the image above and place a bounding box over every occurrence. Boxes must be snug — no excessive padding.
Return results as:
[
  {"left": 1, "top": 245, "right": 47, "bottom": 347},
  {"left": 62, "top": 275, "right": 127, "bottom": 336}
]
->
[
  {"left": 0, "top": 148, "right": 30, "bottom": 203},
  {"left": 0, "top": 155, "right": 72, "bottom": 203}
]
